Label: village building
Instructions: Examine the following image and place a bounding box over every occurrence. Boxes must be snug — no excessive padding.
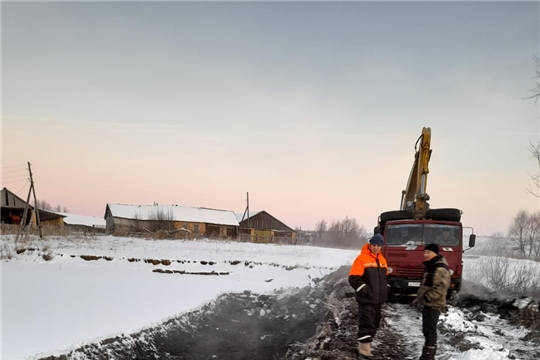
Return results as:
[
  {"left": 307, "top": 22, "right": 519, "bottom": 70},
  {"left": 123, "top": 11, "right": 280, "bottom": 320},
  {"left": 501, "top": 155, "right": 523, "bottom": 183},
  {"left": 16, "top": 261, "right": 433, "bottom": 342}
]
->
[
  {"left": 237, "top": 210, "right": 297, "bottom": 244},
  {"left": 104, "top": 203, "right": 239, "bottom": 238},
  {"left": 0, "top": 187, "right": 64, "bottom": 227},
  {"left": 54, "top": 212, "right": 107, "bottom": 234}
]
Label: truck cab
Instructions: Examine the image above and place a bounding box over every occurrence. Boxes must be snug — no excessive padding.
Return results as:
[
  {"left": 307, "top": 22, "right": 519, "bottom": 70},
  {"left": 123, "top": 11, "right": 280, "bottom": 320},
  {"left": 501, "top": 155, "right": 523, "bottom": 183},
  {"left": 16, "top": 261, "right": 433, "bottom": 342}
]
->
[{"left": 382, "top": 219, "right": 466, "bottom": 299}]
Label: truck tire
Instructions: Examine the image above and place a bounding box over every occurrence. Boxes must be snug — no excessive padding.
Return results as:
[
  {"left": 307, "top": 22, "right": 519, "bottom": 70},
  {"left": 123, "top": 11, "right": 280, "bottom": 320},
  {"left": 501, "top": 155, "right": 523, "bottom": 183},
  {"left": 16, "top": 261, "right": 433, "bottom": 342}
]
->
[
  {"left": 379, "top": 210, "right": 413, "bottom": 235},
  {"left": 425, "top": 208, "right": 461, "bottom": 222},
  {"left": 380, "top": 210, "right": 413, "bottom": 223}
]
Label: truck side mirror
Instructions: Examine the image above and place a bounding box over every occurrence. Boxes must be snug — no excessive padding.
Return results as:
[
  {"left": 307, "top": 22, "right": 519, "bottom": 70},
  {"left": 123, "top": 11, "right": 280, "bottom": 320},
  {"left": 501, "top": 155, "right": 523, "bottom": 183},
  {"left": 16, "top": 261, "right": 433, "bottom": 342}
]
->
[{"left": 469, "top": 234, "right": 476, "bottom": 248}]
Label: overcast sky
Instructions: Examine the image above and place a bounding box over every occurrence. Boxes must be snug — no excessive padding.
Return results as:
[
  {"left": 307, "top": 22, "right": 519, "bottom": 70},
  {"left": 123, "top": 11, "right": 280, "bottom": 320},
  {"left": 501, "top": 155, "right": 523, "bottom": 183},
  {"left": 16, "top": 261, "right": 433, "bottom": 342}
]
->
[{"left": 3, "top": 1, "right": 539, "bottom": 236}]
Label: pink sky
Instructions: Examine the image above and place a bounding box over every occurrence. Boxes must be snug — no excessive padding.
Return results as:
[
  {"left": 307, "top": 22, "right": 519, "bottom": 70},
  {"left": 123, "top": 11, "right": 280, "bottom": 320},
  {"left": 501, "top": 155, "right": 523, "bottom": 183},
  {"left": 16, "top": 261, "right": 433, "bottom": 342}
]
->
[
  {"left": 3, "top": 2, "right": 539, "bottom": 236},
  {"left": 3, "top": 117, "right": 538, "bottom": 236}
]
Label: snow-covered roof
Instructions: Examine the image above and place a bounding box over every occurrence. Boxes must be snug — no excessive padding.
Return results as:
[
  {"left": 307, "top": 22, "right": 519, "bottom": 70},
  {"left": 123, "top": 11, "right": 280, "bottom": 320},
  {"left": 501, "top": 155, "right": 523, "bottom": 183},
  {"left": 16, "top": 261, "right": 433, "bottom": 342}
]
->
[
  {"left": 57, "top": 212, "right": 106, "bottom": 228},
  {"left": 107, "top": 204, "right": 239, "bottom": 226}
]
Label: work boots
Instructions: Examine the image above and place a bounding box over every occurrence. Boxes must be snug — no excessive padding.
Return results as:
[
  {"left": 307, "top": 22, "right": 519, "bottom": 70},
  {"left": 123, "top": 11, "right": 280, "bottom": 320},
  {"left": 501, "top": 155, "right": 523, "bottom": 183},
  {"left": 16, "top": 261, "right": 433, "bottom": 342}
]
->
[
  {"left": 419, "top": 345, "right": 436, "bottom": 360},
  {"left": 358, "top": 342, "right": 380, "bottom": 359}
]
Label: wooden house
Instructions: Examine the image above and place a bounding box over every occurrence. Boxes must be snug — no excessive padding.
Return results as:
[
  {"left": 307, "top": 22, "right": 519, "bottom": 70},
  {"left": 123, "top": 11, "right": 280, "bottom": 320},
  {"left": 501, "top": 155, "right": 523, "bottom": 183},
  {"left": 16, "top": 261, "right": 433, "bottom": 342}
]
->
[
  {"left": 237, "top": 210, "right": 296, "bottom": 244},
  {"left": 104, "top": 203, "right": 239, "bottom": 238}
]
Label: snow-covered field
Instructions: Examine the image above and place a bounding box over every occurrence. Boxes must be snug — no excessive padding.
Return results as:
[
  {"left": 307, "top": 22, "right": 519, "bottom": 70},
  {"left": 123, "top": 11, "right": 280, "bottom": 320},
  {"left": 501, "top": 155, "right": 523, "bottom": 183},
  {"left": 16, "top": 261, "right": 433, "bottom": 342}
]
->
[
  {"left": 1, "top": 235, "right": 358, "bottom": 360},
  {"left": 1, "top": 235, "right": 538, "bottom": 360}
]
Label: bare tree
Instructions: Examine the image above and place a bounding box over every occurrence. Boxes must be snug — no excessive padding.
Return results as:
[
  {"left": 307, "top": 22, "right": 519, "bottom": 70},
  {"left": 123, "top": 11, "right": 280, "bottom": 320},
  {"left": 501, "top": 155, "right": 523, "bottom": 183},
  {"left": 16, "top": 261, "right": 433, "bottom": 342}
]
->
[
  {"left": 527, "top": 141, "right": 540, "bottom": 197},
  {"left": 527, "top": 211, "right": 540, "bottom": 258},
  {"left": 36, "top": 199, "right": 69, "bottom": 213},
  {"left": 479, "top": 255, "right": 511, "bottom": 291},
  {"left": 36, "top": 199, "right": 53, "bottom": 210},
  {"left": 327, "top": 220, "right": 343, "bottom": 246},
  {"left": 484, "top": 232, "right": 511, "bottom": 256},
  {"left": 54, "top": 204, "right": 68, "bottom": 213},
  {"left": 315, "top": 219, "right": 327, "bottom": 240},
  {"left": 472, "top": 255, "right": 540, "bottom": 297},
  {"left": 509, "top": 210, "right": 529, "bottom": 257},
  {"left": 526, "top": 55, "right": 540, "bottom": 197},
  {"left": 147, "top": 207, "right": 175, "bottom": 232},
  {"left": 317, "top": 217, "right": 368, "bottom": 249},
  {"left": 528, "top": 54, "right": 540, "bottom": 103},
  {"left": 341, "top": 216, "right": 367, "bottom": 247}
]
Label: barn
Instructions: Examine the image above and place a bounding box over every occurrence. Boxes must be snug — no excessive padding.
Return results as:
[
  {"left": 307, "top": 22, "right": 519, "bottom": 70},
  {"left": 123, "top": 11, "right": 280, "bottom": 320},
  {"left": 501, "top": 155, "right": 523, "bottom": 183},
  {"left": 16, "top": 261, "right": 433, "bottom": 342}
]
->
[
  {"left": 54, "top": 212, "right": 107, "bottom": 234},
  {"left": 0, "top": 187, "right": 65, "bottom": 227},
  {"left": 237, "top": 210, "right": 296, "bottom": 244},
  {"left": 104, "top": 203, "right": 239, "bottom": 238}
]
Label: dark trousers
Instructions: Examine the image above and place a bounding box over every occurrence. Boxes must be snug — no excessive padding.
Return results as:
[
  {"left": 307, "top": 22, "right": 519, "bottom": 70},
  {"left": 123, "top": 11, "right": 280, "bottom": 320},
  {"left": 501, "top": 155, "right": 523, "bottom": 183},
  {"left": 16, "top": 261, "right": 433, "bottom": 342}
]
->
[
  {"left": 357, "top": 303, "right": 381, "bottom": 343},
  {"left": 422, "top": 306, "right": 441, "bottom": 346}
]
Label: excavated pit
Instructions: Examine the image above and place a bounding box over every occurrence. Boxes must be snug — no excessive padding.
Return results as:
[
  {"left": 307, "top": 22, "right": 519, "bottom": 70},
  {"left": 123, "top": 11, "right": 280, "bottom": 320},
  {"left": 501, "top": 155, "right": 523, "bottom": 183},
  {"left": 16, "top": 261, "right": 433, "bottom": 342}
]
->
[{"left": 37, "top": 268, "right": 539, "bottom": 360}]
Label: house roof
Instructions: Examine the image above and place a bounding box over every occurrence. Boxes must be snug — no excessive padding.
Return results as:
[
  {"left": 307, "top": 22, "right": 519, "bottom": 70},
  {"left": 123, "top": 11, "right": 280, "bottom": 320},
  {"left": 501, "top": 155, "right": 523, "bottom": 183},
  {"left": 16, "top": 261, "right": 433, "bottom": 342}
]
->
[
  {"left": 238, "top": 210, "right": 295, "bottom": 232},
  {"left": 105, "top": 204, "right": 239, "bottom": 226},
  {"left": 235, "top": 210, "right": 262, "bottom": 222},
  {"left": 1, "top": 187, "right": 33, "bottom": 209},
  {"left": 38, "top": 209, "right": 65, "bottom": 222},
  {"left": 56, "top": 212, "right": 106, "bottom": 228}
]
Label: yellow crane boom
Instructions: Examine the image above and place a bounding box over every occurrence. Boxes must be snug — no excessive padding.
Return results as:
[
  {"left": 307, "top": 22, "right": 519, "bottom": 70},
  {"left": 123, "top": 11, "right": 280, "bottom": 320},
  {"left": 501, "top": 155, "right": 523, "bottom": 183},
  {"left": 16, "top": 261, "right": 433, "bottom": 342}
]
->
[{"left": 400, "top": 127, "right": 432, "bottom": 219}]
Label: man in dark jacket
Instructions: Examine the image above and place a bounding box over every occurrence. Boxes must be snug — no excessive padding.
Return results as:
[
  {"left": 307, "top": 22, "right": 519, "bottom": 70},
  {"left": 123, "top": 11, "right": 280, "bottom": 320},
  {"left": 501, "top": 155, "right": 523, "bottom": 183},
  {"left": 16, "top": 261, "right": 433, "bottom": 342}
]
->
[
  {"left": 349, "top": 234, "right": 388, "bottom": 359},
  {"left": 417, "top": 243, "right": 450, "bottom": 360}
]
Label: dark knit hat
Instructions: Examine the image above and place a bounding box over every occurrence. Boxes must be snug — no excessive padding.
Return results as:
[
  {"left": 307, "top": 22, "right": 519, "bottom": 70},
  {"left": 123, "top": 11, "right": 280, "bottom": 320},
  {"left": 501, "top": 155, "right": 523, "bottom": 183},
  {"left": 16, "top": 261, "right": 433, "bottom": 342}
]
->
[
  {"left": 369, "top": 234, "right": 384, "bottom": 246},
  {"left": 425, "top": 243, "right": 439, "bottom": 254}
]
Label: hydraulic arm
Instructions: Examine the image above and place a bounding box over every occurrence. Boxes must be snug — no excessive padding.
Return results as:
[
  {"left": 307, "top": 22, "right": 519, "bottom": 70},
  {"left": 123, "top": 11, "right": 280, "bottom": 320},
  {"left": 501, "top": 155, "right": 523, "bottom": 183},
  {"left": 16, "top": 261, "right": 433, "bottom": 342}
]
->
[{"left": 400, "top": 127, "right": 432, "bottom": 219}]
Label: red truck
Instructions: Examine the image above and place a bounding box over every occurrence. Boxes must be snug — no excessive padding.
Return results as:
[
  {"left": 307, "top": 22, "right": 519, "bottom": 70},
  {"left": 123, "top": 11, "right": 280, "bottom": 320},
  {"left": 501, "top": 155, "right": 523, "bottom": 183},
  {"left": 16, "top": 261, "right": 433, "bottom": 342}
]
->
[{"left": 375, "top": 127, "right": 476, "bottom": 304}]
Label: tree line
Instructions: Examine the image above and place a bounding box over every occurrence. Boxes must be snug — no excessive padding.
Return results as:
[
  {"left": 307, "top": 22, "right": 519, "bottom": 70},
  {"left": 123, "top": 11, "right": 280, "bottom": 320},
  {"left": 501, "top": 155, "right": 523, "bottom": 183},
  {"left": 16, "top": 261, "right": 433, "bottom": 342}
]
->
[
  {"left": 309, "top": 216, "right": 368, "bottom": 249},
  {"left": 36, "top": 199, "right": 69, "bottom": 213},
  {"left": 509, "top": 210, "right": 540, "bottom": 259}
]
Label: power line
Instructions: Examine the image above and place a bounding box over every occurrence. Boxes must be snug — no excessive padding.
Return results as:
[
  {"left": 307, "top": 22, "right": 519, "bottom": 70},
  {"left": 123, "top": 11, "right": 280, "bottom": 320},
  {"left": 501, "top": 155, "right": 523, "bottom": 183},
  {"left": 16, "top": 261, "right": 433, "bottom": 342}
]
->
[
  {"left": 1, "top": 179, "right": 29, "bottom": 186},
  {"left": 0, "top": 174, "right": 28, "bottom": 180},
  {"left": 1, "top": 164, "right": 26, "bottom": 169},
  {"left": 14, "top": 180, "right": 30, "bottom": 195},
  {"left": 1, "top": 168, "right": 27, "bottom": 175}
]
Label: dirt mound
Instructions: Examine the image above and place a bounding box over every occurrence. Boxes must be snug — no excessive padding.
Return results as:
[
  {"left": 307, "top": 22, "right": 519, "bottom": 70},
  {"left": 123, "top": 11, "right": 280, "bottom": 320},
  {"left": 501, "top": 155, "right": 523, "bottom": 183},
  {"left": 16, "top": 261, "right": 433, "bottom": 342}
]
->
[
  {"left": 284, "top": 267, "right": 411, "bottom": 360},
  {"left": 38, "top": 268, "right": 346, "bottom": 360},
  {"left": 38, "top": 268, "right": 540, "bottom": 360}
]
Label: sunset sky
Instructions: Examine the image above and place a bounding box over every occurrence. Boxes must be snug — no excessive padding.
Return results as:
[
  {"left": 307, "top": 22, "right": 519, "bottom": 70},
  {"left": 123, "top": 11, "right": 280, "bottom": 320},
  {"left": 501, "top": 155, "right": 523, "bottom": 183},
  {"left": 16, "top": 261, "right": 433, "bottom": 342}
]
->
[{"left": 3, "top": 1, "right": 539, "bottom": 236}]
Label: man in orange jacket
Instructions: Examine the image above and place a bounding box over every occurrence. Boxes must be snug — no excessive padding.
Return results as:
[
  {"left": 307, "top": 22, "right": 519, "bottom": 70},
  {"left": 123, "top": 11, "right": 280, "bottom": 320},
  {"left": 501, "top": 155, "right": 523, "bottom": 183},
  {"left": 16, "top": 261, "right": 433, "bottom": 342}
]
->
[{"left": 349, "top": 234, "right": 388, "bottom": 359}]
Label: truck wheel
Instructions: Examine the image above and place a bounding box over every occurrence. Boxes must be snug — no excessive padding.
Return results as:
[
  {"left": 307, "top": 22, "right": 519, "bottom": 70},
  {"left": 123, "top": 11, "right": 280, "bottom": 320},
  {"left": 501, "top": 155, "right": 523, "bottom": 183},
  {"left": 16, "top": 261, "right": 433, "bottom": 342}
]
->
[
  {"left": 425, "top": 208, "right": 461, "bottom": 222},
  {"left": 379, "top": 210, "right": 413, "bottom": 235},
  {"left": 380, "top": 210, "right": 413, "bottom": 222}
]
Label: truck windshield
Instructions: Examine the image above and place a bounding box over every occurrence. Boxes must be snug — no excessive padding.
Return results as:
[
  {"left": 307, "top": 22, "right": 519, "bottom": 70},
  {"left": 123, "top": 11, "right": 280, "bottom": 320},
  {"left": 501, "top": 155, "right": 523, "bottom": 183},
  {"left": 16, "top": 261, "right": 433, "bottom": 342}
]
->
[{"left": 385, "top": 224, "right": 461, "bottom": 246}]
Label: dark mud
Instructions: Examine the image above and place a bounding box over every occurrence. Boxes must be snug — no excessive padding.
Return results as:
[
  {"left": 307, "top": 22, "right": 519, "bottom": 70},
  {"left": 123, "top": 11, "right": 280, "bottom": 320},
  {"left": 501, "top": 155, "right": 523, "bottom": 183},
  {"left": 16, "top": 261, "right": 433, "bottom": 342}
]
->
[{"left": 38, "top": 270, "right": 539, "bottom": 360}]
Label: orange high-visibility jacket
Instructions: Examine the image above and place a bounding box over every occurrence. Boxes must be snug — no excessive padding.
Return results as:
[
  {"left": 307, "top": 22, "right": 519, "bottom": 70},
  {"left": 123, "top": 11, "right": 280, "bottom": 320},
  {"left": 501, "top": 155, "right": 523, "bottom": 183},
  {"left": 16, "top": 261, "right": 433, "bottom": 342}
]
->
[{"left": 349, "top": 243, "right": 389, "bottom": 305}]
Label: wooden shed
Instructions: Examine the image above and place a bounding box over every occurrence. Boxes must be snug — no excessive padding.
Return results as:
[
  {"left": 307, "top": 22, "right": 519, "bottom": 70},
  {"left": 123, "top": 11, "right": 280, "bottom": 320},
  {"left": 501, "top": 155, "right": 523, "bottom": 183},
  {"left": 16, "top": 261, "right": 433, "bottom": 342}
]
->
[
  {"left": 238, "top": 210, "right": 296, "bottom": 244},
  {"left": 0, "top": 187, "right": 65, "bottom": 227}
]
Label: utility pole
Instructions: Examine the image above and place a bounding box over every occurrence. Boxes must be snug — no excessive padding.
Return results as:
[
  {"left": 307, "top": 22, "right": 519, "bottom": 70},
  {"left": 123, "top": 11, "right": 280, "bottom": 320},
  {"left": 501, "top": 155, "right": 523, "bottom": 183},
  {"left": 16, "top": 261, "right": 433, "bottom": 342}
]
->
[
  {"left": 17, "top": 162, "right": 42, "bottom": 239},
  {"left": 28, "top": 162, "right": 43, "bottom": 238},
  {"left": 241, "top": 192, "right": 250, "bottom": 226},
  {"left": 17, "top": 177, "right": 33, "bottom": 241},
  {"left": 240, "top": 192, "right": 250, "bottom": 241},
  {"left": 246, "top": 192, "right": 249, "bottom": 230}
]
